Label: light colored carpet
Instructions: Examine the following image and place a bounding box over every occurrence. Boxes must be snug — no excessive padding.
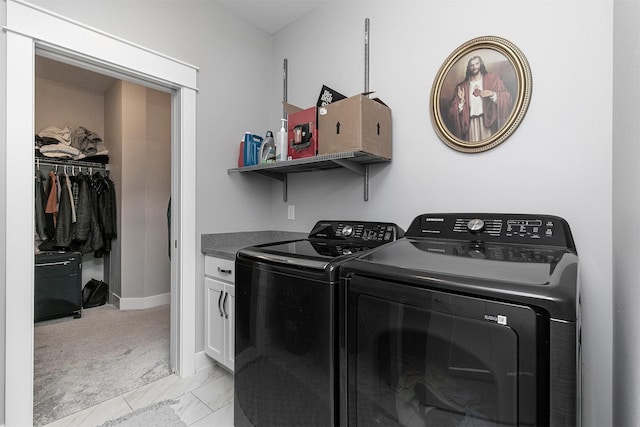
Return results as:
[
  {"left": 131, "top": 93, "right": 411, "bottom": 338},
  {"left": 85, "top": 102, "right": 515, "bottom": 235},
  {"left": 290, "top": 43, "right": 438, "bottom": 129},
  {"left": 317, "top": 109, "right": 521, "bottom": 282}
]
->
[
  {"left": 34, "top": 304, "right": 171, "bottom": 427},
  {"left": 98, "top": 399, "right": 185, "bottom": 427}
]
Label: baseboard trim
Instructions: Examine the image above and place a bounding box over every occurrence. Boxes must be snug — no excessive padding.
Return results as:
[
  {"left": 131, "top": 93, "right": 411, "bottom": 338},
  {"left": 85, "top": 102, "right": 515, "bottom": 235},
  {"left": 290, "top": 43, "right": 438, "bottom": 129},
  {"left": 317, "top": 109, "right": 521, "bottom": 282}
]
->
[{"left": 114, "top": 292, "right": 171, "bottom": 310}]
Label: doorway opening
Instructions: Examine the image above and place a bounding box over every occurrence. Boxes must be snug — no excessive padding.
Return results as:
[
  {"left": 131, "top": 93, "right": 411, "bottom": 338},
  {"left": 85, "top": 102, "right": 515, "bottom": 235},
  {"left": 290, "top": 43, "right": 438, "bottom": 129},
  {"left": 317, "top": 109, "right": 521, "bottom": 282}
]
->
[
  {"left": 32, "top": 55, "right": 173, "bottom": 425},
  {"left": 5, "top": 1, "right": 199, "bottom": 425}
]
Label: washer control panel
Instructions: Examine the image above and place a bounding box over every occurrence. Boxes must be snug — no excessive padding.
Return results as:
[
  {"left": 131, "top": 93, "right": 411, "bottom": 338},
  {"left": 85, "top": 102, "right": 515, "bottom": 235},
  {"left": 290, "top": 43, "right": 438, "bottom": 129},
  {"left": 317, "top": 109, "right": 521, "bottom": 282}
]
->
[
  {"left": 309, "top": 220, "right": 403, "bottom": 246},
  {"left": 406, "top": 213, "right": 575, "bottom": 250}
]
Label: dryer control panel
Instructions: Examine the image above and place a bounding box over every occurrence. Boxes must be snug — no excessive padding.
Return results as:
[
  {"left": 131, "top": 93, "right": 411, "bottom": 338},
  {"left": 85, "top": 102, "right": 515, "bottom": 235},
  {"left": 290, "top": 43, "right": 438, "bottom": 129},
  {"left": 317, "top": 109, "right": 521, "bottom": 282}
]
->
[
  {"left": 309, "top": 220, "right": 403, "bottom": 246},
  {"left": 406, "top": 213, "right": 575, "bottom": 251}
]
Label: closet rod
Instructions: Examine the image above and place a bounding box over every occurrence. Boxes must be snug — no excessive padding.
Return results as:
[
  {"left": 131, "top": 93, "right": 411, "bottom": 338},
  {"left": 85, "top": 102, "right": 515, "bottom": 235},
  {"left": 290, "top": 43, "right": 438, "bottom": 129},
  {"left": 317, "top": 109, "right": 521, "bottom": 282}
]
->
[{"left": 35, "top": 158, "right": 110, "bottom": 171}]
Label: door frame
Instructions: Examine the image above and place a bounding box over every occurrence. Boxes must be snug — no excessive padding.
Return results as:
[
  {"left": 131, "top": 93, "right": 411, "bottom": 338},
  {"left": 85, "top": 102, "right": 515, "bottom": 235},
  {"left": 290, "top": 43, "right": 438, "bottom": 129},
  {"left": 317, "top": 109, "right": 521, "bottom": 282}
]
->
[{"left": 4, "top": 1, "right": 198, "bottom": 425}]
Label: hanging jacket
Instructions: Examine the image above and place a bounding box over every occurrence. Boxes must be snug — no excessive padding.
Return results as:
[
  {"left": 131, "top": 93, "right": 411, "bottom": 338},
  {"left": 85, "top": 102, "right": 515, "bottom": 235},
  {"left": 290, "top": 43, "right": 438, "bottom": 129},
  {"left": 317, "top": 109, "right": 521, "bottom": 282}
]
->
[
  {"left": 75, "top": 172, "right": 103, "bottom": 254},
  {"left": 34, "top": 171, "right": 47, "bottom": 241},
  {"left": 85, "top": 176, "right": 104, "bottom": 255},
  {"left": 74, "top": 173, "right": 93, "bottom": 242},
  {"left": 44, "top": 171, "right": 57, "bottom": 239},
  {"left": 54, "top": 174, "right": 73, "bottom": 248},
  {"left": 95, "top": 174, "right": 117, "bottom": 236}
]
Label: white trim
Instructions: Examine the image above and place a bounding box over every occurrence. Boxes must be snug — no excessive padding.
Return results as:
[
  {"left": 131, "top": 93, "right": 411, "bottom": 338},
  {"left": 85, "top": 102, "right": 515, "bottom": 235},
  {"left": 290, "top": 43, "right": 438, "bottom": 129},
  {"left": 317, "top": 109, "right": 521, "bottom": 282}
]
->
[
  {"left": 4, "top": 1, "right": 198, "bottom": 425},
  {"left": 117, "top": 294, "right": 171, "bottom": 310},
  {"left": 177, "top": 87, "right": 198, "bottom": 378},
  {"left": 4, "top": 0, "right": 198, "bottom": 88},
  {"left": 4, "top": 30, "right": 36, "bottom": 427}
]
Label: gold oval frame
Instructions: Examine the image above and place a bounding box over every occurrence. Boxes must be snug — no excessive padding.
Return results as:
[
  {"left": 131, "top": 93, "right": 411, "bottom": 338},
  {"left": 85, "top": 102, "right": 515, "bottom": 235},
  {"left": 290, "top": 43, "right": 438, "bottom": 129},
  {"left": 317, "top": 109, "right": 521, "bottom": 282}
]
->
[{"left": 430, "top": 36, "right": 532, "bottom": 153}]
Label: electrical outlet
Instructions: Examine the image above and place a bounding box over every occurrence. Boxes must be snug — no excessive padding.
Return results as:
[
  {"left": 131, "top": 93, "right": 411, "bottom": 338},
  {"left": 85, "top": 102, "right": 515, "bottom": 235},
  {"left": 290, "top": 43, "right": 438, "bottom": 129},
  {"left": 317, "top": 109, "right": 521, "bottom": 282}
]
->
[{"left": 288, "top": 205, "right": 295, "bottom": 220}]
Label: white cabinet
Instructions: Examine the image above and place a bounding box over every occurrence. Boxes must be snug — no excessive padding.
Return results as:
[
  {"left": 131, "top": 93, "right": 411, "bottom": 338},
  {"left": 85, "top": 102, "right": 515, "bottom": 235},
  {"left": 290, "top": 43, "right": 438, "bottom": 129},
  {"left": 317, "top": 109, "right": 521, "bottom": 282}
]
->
[{"left": 204, "top": 256, "right": 235, "bottom": 371}]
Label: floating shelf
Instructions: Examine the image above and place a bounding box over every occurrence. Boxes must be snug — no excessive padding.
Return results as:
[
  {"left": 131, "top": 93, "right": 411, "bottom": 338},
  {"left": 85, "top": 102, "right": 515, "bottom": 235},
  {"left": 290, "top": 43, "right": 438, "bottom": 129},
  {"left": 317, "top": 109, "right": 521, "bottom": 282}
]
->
[{"left": 227, "top": 151, "right": 390, "bottom": 202}]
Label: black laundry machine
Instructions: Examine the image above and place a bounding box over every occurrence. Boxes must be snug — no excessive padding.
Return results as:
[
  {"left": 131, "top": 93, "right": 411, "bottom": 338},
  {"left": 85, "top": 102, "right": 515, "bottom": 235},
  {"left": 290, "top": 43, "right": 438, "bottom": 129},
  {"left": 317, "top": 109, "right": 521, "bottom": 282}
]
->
[
  {"left": 234, "top": 220, "right": 403, "bottom": 427},
  {"left": 339, "top": 213, "right": 580, "bottom": 427}
]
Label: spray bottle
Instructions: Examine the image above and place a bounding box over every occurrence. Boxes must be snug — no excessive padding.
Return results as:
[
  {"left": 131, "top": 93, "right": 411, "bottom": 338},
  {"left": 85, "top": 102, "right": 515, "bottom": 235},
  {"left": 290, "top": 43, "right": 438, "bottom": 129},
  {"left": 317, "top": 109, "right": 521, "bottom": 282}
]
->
[{"left": 275, "top": 119, "right": 288, "bottom": 161}]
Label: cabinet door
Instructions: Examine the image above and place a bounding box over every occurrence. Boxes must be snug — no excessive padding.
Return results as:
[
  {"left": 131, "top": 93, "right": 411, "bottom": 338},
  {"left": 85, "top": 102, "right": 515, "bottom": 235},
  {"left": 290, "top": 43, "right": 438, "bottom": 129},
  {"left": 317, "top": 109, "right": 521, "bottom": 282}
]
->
[
  {"left": 224, "top": 284, "right": 235, "bottom": 371},
  {"left": 204, "top": 276, "right": 225, "bottom": 364}
]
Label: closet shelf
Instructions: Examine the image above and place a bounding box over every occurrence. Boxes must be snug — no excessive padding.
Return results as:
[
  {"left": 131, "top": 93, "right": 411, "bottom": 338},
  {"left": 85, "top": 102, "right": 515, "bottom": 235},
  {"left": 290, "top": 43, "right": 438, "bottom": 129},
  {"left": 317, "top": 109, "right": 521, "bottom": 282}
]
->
[
  {"left": 227, "top": 151, "right": 390, "bottom": 202},
  {"left": 35, "top": 157, "right": 110, "bottom": 172}
]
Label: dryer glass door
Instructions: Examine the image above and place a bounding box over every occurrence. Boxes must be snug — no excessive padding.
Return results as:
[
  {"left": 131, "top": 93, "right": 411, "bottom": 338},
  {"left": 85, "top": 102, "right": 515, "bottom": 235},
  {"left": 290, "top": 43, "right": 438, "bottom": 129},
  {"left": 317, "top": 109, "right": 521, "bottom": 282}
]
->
[{"left": 343, "top": 276, "right": 545, "bottom": 426}]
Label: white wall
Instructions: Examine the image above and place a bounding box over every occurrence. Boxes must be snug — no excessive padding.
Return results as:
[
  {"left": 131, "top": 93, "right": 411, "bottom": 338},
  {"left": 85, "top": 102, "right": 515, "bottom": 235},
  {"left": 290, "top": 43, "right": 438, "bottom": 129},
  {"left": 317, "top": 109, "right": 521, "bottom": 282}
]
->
[
  {"left": 145, "top": 88, "right": 172, "bottom": 299},
  {"left": 271, "top": 2, "right": 613, "bottom": 426},
  {"left": 117, "top": 81, "right": 171, "bottom": 301},
  {"left": 35, "top": 76, "right": 105, "bottom": 139},
  {"left": 105, "top": 80, "right": 123, "bottom": 299}
]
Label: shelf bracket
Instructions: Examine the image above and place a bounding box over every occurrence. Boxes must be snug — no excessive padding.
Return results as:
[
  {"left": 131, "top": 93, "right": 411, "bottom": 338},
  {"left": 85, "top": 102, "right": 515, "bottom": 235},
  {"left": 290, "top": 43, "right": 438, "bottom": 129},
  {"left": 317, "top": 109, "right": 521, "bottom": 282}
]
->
[
  {"left": 283, "top": 174, "right": 288, "bottom": 203},
  {"left": 331, "top": 159, "right": 365, "bottom": 175},
  {"left": 332, "top": 159, "right": 369, "bottom": 201},
  {"left": 253, "top": 170, "right": 288, "bottom": 202},
  {"left": 364, "top": 163, "right": 369, "bottom": 201}
]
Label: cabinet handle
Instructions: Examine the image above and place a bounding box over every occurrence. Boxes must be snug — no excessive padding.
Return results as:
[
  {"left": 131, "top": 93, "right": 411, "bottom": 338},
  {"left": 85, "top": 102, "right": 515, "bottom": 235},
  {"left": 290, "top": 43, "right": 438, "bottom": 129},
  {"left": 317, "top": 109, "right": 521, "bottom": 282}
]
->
[
  {"left": 217, "top": 291, "right": 224, "bottom": 317},
  {"left": 222, "top": 292, "right": 229, "bottom": 319},
  {"left": 217, "top": 267, "right": 232, "bottom": 274}
]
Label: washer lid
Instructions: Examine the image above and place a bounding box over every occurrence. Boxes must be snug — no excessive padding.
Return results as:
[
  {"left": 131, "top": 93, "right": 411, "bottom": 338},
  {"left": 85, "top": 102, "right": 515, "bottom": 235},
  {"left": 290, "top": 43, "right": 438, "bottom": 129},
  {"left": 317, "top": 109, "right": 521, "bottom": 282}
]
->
[
  {"left": 239, "top": 240, "right": 332, "bottom": 270},
  {"left": 361, "top": 238, "right": 570, "bottom": 285},
  {"left": 238, "top": 239, "right": 372, "bottom": 270},
  {"left": 343, "top": 238, "right": 579, "bottom": 320}
]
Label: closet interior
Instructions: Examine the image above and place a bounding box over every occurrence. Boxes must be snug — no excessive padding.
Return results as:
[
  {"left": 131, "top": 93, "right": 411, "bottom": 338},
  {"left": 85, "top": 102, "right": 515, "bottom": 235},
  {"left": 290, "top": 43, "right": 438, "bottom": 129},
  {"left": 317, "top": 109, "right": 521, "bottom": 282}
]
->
[{"left": 34, "top": 54, "right": 172, "bottom": 316}]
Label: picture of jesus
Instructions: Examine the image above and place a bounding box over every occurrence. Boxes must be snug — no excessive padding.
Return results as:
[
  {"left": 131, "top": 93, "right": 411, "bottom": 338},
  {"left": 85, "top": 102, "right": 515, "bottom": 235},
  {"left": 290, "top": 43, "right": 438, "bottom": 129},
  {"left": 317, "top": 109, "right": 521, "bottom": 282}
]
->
[
  {"left": 430, "top": 36, "right": 531, "bottom": 153},
  {"left": 446, "top": 55, "right": 513, "bottom": 142}
]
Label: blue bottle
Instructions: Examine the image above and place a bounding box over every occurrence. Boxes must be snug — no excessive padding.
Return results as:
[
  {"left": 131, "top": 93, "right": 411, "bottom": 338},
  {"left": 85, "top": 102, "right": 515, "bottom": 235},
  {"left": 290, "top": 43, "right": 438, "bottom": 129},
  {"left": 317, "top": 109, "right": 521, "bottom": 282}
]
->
[{"left": 243, "top": 132, "right": 263, "bottom": 166}]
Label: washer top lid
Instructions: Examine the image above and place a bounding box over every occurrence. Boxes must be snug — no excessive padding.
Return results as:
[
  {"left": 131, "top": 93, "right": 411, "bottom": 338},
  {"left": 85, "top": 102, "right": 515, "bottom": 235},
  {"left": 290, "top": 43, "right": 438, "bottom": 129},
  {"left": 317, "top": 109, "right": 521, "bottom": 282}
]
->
[
  {"left": 344, "top": 238, "right": 579, "bottom": 320},
  {"left": 361, "top": 238, "right": 574, "bottom": 285}
]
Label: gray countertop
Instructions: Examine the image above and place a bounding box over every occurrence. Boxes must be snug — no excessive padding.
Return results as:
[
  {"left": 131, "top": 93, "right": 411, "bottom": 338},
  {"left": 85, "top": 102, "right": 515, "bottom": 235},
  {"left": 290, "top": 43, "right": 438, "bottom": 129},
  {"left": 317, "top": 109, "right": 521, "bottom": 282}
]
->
[{"left": 201, "top": 230, "right": 308, "bottom": 260}]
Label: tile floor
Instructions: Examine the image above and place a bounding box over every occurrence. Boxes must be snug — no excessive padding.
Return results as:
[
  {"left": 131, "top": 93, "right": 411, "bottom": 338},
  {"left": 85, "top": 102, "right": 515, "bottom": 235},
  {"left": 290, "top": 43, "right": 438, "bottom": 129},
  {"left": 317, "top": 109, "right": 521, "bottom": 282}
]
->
[{"left": 42, "top": 364, "right": 234, "bottom": 427}]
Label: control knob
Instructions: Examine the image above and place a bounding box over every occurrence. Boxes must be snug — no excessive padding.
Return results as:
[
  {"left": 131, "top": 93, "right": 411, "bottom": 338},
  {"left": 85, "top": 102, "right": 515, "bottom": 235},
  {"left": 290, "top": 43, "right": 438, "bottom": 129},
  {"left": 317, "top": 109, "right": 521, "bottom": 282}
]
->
[
  {"left": 342, "top": 225, "right": 354, "bottom": 237},
  {"left": 467, "top": 218, "right": 485, "bottom": 233}
]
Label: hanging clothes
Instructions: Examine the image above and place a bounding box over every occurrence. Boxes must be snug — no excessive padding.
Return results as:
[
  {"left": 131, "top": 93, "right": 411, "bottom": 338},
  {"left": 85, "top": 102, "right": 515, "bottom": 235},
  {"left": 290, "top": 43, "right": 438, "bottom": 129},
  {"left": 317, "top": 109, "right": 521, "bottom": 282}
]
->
[
  {"left": 54, "top": 173, "right": 73, "bottom": 248},
  {"left": 65, "top": 172, "right": 76, "bottom": 224},
  {"left": 35, "top": 161, "right": 116, "bottom": 255},
  {"left": 34, "top": 170, "right": 48, "bottom": 242},
  {"left": 74, "top": 173, "right": 103, "bottom": 254},
  {"left": 74, "top": 173, "right": 92, "bottom": 242},
  {"left": 44, "top": 170, "right": 58, "bottom": 238},
  {"left": 93, "top": 172, "right": 117, "bottom": 256}
]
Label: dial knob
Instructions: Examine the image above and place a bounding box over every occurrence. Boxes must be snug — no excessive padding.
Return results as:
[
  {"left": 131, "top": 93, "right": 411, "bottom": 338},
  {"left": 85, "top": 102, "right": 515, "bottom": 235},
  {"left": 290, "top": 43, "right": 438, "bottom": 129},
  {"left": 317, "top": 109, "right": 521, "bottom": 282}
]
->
[
  {"left": 342, "top": 225, "right": 354, "bottom": 237},
  {"left": 467, "top": 218, "right": 485, "bottom": 233}
]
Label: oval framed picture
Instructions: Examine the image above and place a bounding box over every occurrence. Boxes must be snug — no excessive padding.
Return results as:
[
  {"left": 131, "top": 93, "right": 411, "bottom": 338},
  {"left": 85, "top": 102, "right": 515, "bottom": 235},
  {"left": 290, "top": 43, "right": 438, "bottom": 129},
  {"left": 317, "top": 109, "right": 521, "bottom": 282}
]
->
[{"left": 430, "top": 36, "right": 532, "bottom": 153}]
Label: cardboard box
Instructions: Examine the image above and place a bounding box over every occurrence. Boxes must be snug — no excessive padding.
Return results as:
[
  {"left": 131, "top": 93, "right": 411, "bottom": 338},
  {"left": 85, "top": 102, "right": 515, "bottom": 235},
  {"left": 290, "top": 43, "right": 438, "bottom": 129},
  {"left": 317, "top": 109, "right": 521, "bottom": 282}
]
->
[
  {"left": 318, "top": 94, "right": 392, "bottom": 159},
  {"left": 286, "top": 105, "right": 317, "bottom": 160}
]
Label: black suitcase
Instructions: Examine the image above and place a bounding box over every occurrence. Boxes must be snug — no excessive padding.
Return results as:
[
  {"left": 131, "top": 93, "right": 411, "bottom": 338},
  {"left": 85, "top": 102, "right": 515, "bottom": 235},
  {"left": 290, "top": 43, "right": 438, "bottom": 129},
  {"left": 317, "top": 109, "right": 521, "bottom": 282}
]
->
[{"left": 34, "top": 251, "right": 82, "bottom": 322}]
